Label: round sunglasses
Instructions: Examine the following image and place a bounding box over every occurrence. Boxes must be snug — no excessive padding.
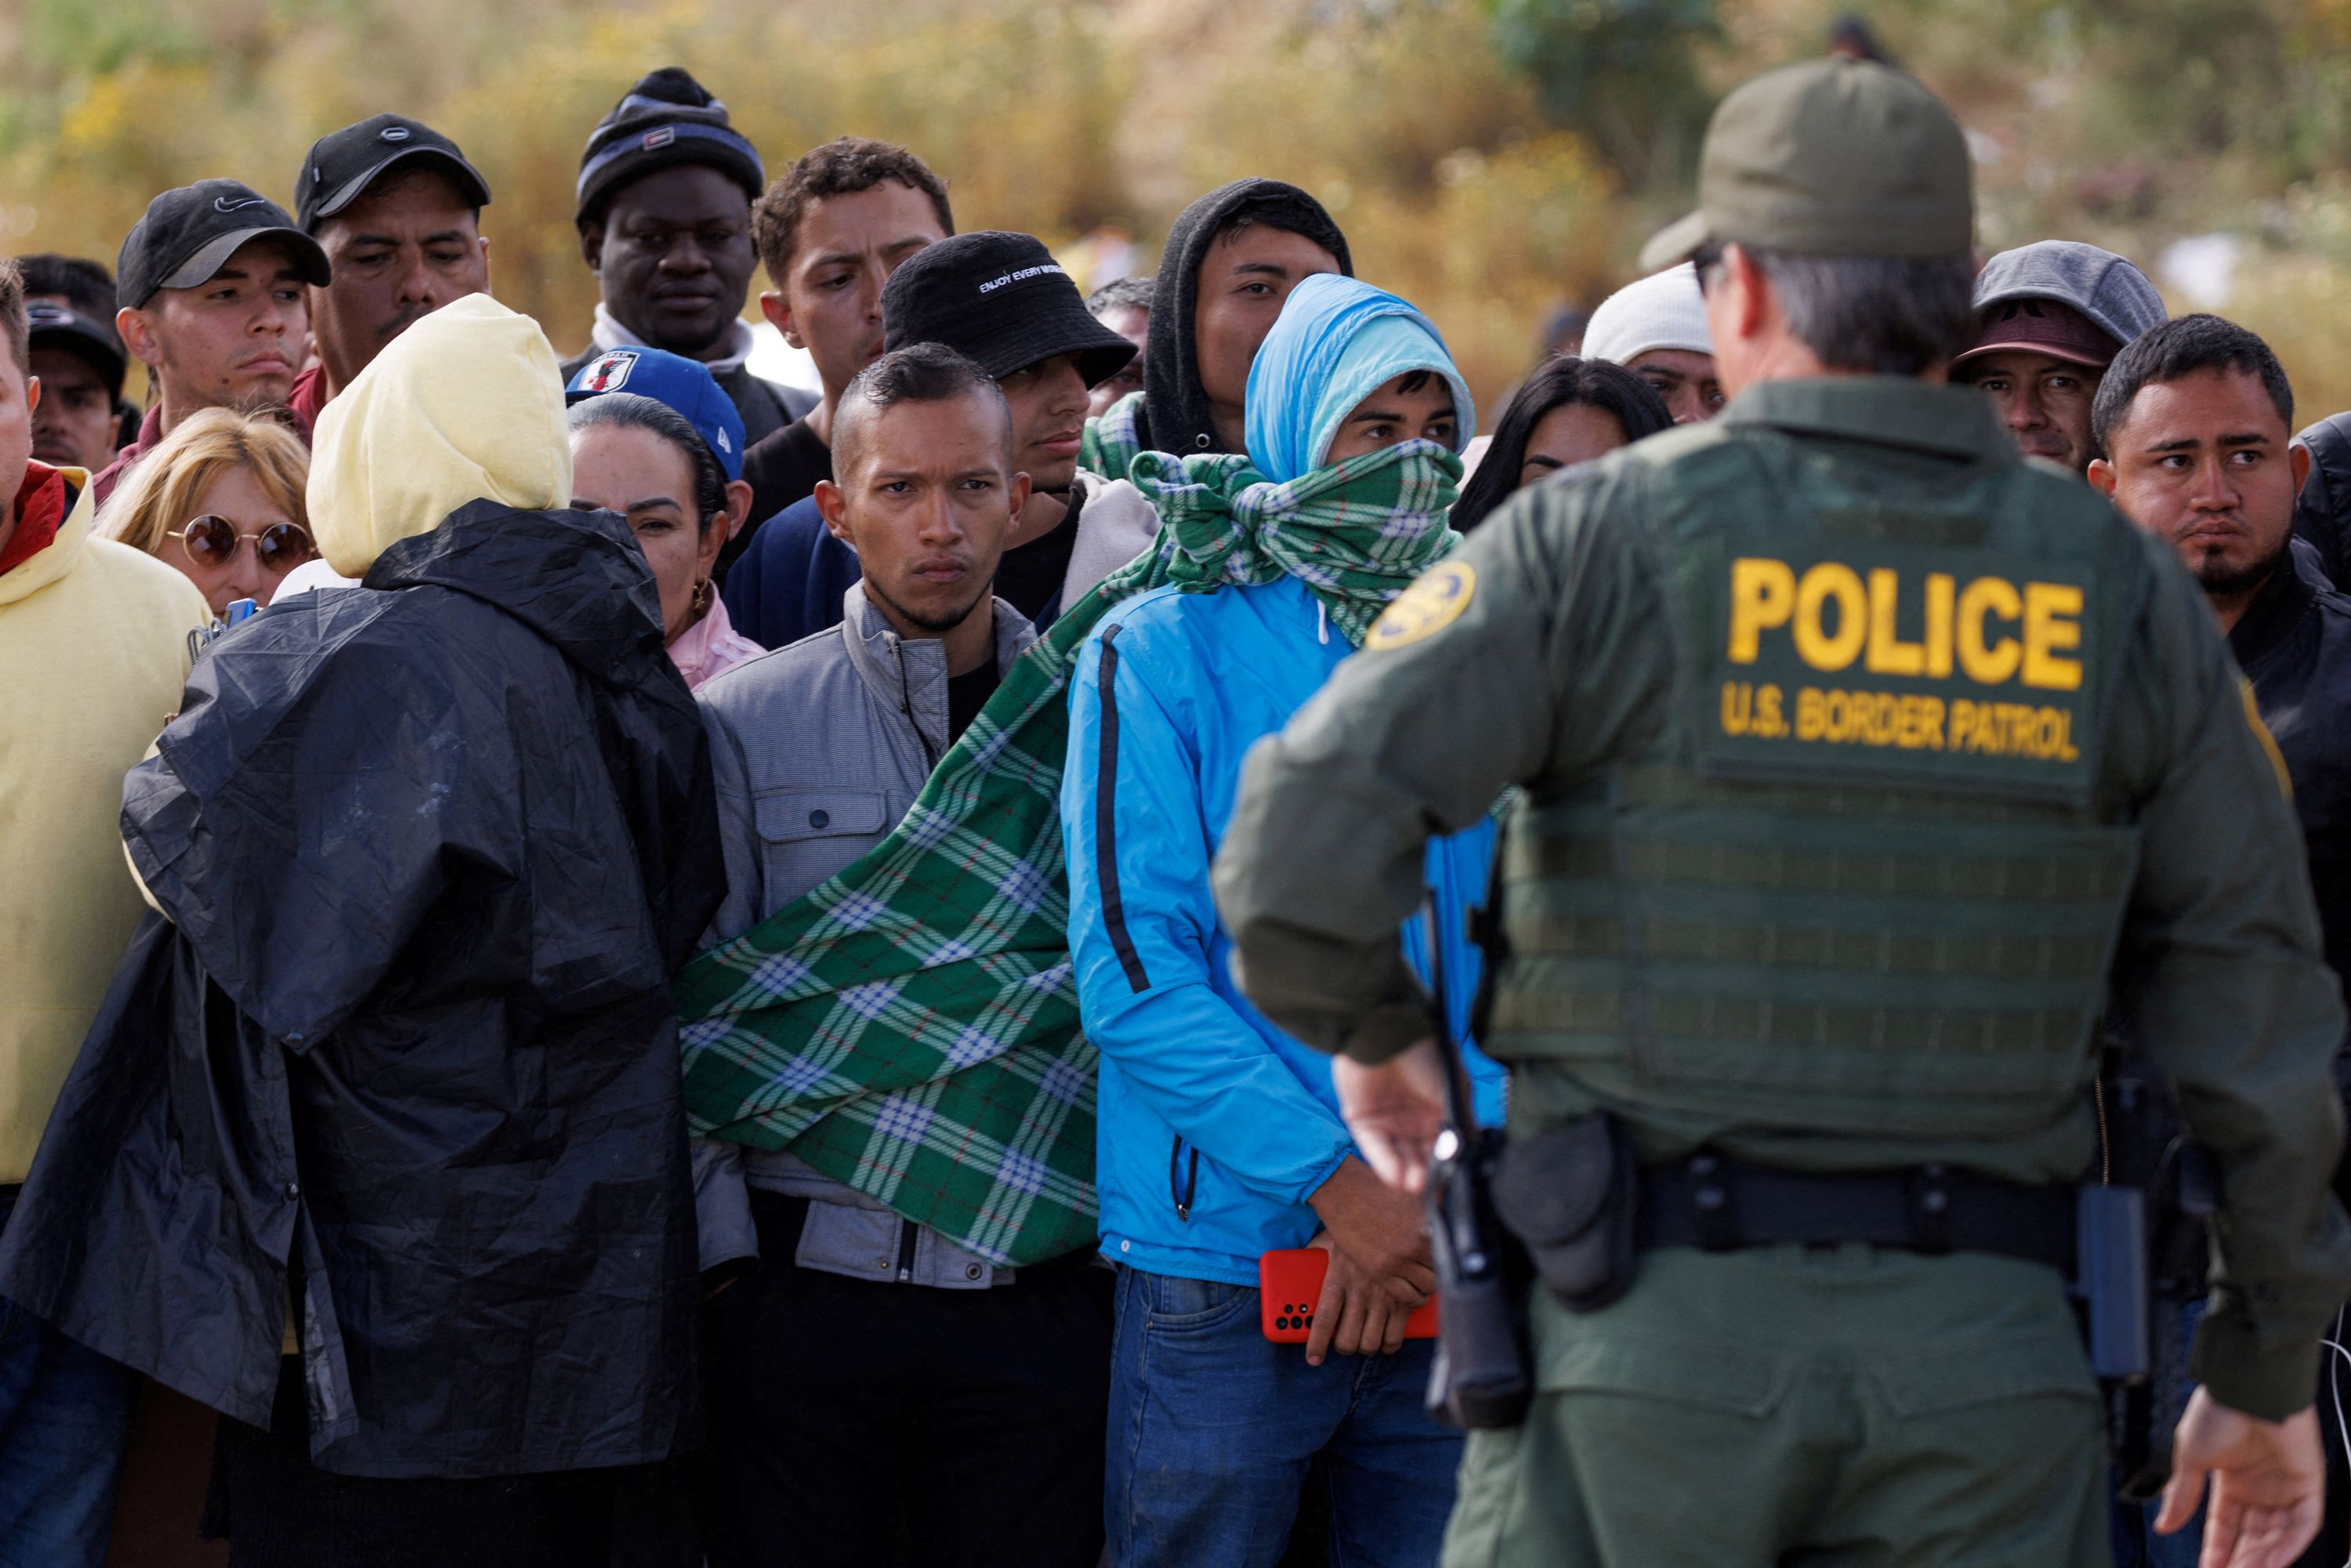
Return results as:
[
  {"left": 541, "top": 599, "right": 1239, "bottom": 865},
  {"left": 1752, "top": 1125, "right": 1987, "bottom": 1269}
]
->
[{"left": 168, "top": 514, "right": 316, "bottom": 573}]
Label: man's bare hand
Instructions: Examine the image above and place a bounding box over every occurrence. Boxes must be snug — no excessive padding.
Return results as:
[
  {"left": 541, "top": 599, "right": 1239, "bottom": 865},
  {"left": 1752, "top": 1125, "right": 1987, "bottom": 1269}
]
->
[
  {"left": 1307, "top": 1156, "right": 1435, "bottom": 1295},
  {"left": 1332, "top": 1039, "right": 1451, "bottom": 1193},
  {"left": 2156, "top": 1389, "right": 2325, "bottom": 1568},
  {"left": 1302, "top": 1232, "right": 1419, "bottom": 1365}
]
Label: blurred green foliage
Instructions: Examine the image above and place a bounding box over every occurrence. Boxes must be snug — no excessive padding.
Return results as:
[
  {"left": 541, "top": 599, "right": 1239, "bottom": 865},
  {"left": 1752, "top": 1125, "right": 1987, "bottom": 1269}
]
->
[{"left": 7, "top": 0, "right": 2351, "bottom": 422}]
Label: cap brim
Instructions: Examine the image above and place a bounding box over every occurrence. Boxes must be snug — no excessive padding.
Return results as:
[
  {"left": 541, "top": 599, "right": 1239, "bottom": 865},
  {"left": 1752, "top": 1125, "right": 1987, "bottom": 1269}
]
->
[
  {"left": 927, "top": 311, "right": 1139, "bottom": 388},
  {"left": 309, "top": 148, "right": 491, "bottom": 231},
  {"left": 159, "top": 226, "right": 333, "bottom": 293},
  {"left": 1638, "top": 210, "right": 1715, "bottom": 274},
  {"left": 27, "top": 325, "right": 128, "bottom": 390},
  {"left": 1951, "top": 338, "right": 2112, "bottom": 372}
]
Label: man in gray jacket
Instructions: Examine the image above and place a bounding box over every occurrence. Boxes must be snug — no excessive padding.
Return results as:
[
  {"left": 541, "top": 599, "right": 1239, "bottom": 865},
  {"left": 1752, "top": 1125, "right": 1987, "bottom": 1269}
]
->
[{"left": 694, "top": 342, "right": 1112, "bottom": 1568}]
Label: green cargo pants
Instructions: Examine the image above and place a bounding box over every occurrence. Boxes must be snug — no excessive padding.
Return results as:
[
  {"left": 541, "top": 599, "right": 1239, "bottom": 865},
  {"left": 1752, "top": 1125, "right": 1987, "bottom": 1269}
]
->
[{"left": 1443, "top": 1244, "right": 2109, "bottom": 1568}]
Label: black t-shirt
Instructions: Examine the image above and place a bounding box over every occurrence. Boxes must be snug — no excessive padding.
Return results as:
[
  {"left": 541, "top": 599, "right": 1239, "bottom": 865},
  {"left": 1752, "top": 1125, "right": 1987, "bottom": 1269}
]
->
[
  {"left": 946, "top": 657, "right": 1003, "bottom": 745},
  {"left": 731, "top": 416, "right": 834, "bottom": 575},
  {"left": 991, "top": 487, "right": 1085, "bottom": 627}
]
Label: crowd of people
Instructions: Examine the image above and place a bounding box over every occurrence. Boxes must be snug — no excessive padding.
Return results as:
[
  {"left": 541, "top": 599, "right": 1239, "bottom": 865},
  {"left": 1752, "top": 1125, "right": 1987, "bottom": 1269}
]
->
[{"left": 0, "top": 47, "right": 2347, "bottom": 1568}]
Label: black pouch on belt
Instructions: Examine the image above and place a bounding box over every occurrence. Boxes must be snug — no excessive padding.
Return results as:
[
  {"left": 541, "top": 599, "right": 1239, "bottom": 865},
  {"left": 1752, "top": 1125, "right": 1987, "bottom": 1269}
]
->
[{"left": 1490, "top": 1112, "right": 1637, "bottom": 1313}]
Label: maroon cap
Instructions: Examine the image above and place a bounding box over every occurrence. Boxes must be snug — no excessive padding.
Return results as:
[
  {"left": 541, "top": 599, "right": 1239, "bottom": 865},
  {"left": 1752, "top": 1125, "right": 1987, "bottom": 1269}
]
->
[{"left": 1955, "top": 297, "right": 2122, "bottom": 372}]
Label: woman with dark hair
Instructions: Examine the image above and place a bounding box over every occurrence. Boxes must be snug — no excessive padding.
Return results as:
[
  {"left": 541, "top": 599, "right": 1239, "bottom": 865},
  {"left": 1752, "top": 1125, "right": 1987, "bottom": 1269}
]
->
[
  {"left": 567, "top": 349, "right": 761, "bottom": 690},
  {"left": 1448, "top": 356, "right": 1672, "bottom": 533}
]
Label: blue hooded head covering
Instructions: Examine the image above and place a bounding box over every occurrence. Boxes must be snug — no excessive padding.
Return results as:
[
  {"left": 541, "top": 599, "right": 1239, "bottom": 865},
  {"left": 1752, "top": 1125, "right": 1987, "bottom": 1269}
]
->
[{"left": 1243, "top": 273, "right": 1476, "bottom": 485}]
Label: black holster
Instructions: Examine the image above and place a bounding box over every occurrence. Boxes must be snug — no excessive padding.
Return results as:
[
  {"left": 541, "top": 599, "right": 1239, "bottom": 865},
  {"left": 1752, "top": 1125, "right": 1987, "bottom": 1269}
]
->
[{"left": 1490, "top": 1112, "right": 1639, "bottom": 1313}]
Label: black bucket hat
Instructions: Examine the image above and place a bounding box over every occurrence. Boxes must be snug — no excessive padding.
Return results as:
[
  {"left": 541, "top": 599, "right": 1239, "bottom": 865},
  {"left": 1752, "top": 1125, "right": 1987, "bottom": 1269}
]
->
[{"left": 881, "top": 231, "right": 1137, "bottom": 388}]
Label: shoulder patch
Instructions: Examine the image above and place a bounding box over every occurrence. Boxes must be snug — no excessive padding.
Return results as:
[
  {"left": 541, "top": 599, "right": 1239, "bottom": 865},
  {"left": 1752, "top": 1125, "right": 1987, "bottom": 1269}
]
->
[{"left": 1367, "top": 560, "right": 1476, "bottom": 651}]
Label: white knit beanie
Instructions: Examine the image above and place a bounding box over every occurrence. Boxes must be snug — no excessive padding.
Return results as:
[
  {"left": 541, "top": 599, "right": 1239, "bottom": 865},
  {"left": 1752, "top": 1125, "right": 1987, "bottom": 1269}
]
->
[{"left": 1581, "top": 263, "right": 1713, "bottom": 367}]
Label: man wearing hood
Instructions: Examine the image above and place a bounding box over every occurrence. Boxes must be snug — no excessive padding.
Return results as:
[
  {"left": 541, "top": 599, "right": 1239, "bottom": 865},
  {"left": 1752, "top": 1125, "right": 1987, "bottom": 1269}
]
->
[
  {"left": 1062, "top": 272, "right": 1503, "bottom": 1567},
  {"left": 1081, "top": 177, "right": 1351, "bottom": 480},
  {"left": 1954, "top": 239, "right": 2166, "bottom": 476},
  {"left": 0, "top": 255, "right": 208, "bottom": 1568},
  {"left": 0, "top": 292, "right": 723, "bottom": 1567}
]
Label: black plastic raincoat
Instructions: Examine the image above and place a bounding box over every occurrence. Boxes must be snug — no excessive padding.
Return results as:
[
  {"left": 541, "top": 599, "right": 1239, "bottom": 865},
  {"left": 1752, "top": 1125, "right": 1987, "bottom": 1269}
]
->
[{"left": 0, "top": 500, "right": 725, "bottom": 1479}]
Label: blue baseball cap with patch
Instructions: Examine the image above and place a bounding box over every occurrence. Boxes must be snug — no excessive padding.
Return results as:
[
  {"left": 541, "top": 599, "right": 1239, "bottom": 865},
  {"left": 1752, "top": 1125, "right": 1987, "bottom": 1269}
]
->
[{"left": 566, "top": 345, "right": 745, "bottom": 481}]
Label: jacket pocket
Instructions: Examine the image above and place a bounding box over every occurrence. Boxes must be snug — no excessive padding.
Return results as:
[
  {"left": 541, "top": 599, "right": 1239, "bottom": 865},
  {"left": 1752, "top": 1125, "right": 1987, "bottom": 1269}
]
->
[
  {"left": 751, "top": 789, "right": 897, "bottom": 905},
  {"left": 1168, "top": 1134, "right": 1200, "bottom": 1224},
  {"left": 752, "top": 788, "right": 892, "bottom": 845}
]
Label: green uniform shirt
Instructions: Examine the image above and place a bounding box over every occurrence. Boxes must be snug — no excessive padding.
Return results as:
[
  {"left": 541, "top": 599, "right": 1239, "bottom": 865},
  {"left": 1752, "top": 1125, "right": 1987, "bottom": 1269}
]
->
[{"left": 1212, "top": 376, "right": 2351, "bottom": 1420}]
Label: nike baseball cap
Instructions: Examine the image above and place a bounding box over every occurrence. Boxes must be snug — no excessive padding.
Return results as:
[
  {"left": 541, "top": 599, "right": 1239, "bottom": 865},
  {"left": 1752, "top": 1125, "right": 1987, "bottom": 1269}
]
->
[
  {"left": 1640, "top": 57, "right": 1973, "bottom": 272},
  {"left": 117, "top": 179, "right": 331, "bottom": 310},
  {"left": 298, "top": 114, "right": 492, "bottom": 233}
]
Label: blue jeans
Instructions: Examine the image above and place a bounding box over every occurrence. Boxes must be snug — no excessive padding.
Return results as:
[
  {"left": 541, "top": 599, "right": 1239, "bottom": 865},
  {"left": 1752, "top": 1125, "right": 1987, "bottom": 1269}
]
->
[
  {"left": 1105, "top": 1265, "right": 1462, "bottom": 1568},
  {"left": 0, "top": 1195, "right": 137, "bottom": 1568},
  {"left": 2110, "top": 1298, "right": 2209, "bottom": 1568}
]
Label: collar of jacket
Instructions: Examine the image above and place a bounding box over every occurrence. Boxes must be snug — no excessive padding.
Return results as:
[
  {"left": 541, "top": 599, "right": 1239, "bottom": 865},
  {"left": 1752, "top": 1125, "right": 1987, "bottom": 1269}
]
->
[
  {"left": 1718, "top": 376, "right": 2013, "bottom": 464},
  {"left": 839, "top": 580, "right": 1036, "bottom": 759},
  {"left": 0, "top": 466, "right": 92, "bottom": 608},
  {"left": 2228, "top": 545, "right": 2324, "bottom": 676}
]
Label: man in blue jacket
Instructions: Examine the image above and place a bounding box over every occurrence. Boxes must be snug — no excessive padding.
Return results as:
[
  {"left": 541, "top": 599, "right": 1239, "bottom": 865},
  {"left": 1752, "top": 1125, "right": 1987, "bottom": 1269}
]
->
[{"left": 1062, "top": 273, "right": 1502, "bottom": 1566}]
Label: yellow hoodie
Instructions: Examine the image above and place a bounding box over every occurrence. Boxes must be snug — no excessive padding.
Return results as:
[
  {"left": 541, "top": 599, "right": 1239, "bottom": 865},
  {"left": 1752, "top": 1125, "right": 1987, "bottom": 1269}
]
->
[
  {"left": 308, "top": 293, "right": 573, "bottom": 578},
  {"left": 0, "top": 471, "right": 208, "bottom": 1183}
]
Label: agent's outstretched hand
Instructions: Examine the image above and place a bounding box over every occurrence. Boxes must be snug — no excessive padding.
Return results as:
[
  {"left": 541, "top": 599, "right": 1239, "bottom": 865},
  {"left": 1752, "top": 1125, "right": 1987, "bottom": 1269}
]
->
[{"left": 2157, "top": 1389, "right": 2325, "bottom": 1568}]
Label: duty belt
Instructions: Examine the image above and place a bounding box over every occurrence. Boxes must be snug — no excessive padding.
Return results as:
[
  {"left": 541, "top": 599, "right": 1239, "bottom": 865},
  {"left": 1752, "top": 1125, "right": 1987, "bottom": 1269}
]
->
[{"left": 1637, "top": 1153, "right": 2078, "bottom": 1275}]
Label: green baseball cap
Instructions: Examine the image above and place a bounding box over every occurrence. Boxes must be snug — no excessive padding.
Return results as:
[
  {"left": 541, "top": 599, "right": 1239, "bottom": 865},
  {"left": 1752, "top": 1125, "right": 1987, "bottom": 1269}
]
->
[{"left": 1639, "top": 57, "right": 1973, "bottom": 273}]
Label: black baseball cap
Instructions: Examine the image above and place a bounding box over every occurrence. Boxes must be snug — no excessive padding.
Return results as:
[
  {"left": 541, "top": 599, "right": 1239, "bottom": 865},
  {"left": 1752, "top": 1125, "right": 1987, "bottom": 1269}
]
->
[
  {"left": 117, "top": 180, "right": 331, "bottom": 310},
  {"left": 881, "top": 232, "right": 1137, "bottom": 388},
  {"left": 298, "top": 114, "right": 493, "bottom": 233},
  {"left": 25, "top": 301, "right": 127, "bottom": 395}
]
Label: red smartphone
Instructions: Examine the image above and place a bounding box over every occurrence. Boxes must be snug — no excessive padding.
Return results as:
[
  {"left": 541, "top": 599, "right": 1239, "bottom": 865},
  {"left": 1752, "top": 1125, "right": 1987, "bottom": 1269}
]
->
[{"left": 1259, "top": 1248, "right": 1440, "bottom": 1343}]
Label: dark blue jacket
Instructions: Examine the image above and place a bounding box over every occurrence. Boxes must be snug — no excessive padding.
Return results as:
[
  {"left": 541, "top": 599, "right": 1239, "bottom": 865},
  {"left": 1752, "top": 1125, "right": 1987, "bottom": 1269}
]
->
[{"left": 722, "top": 496, "right": 860, "bottom": 652}]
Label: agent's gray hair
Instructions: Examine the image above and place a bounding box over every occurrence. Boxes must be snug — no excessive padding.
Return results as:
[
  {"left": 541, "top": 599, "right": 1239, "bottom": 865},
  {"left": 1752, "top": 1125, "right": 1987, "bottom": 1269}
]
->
[{"left": 1698, "top": 244, "right": 1978, "bottom": 377}]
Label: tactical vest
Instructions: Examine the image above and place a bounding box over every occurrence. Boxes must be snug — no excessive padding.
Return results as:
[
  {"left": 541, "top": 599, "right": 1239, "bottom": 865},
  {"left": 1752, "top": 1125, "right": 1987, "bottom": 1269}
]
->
[{"left": 1488, "top": 429, "right": 2148, "bottom": 1141}]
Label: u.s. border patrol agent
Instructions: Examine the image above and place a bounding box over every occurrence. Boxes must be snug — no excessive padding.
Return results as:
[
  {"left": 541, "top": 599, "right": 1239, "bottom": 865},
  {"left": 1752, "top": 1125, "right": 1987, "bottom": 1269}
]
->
[{"left": 1211, "top": 57, "right": 2351, "bottom": 1568}]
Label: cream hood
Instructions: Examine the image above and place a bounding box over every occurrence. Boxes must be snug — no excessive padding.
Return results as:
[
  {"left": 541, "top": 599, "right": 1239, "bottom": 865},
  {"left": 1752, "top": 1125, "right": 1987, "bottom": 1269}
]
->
[{"left": 306, "top": 293, "right": 571, "bottom": 578}]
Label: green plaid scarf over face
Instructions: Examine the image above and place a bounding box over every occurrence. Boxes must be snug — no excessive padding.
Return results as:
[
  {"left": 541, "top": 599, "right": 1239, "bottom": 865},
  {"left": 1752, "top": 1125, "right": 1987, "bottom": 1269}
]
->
[
  {"left": 1128, "top": 439, "right": 1462, "bottom": 646},
  {"left": 672, "top": 437, "right": 1462, "bottom": 1266}
]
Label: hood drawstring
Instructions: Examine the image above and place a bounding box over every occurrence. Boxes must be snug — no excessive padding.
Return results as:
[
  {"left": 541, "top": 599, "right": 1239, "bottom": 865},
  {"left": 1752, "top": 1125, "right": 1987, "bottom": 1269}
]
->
[{"left": 1317, "top": 599, "right": 1330, "bottom": 646}]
